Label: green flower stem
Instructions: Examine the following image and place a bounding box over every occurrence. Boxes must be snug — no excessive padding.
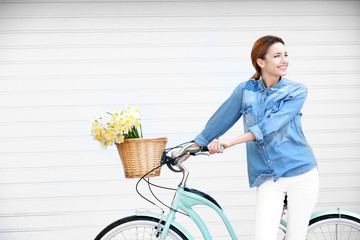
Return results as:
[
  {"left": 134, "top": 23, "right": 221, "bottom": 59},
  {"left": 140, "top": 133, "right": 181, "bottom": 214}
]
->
[
  {"left": 133, "top": 127, "right": 139, "bottom": 138},
  {"left": 125, "top": 126, "right": 142, "bottom": 139}
]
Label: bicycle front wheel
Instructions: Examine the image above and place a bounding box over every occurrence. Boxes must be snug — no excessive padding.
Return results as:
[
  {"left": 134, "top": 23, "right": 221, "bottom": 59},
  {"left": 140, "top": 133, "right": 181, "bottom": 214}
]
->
[
  {"left": 306, "top": 214, "right": 360, "bottom": 240},
  {"left": 94, "top": 215, "right": 189, "bottom": 240}
]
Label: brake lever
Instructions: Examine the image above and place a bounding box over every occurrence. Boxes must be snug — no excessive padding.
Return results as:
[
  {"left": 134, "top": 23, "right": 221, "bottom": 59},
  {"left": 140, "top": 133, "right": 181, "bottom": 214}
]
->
[
  {"left": 161, "top": 152, "right": 183, "bottom": 172},
  {"left": 166, "top": 161, "right": 182, "bottom": 173}
]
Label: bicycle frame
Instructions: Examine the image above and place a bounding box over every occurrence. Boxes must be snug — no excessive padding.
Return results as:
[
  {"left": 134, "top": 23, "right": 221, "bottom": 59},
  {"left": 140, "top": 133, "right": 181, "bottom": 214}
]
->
[
  {"left": 96, "top": 145, "right": 360, "bottom": 240},
  {"left": 137, "top": 185, "right": 238, "bottom": 240},
  {"left": 134, "top": 147, "right": 360, "bottom": 239},
  {"left": 164, "top": 187, "right": 238, "bottom": 239},
  {"left": 136, "top": 160, "right": 238, "bottom": 240},
  {"left": 136, "top": 196, "right": 360, "bottom": 240}
]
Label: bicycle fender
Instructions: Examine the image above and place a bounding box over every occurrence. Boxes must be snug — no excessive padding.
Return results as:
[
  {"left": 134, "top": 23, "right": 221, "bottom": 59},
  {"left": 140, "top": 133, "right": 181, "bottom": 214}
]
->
[
  {"left": 311, "top": 209, "right": 360, "bottom": 221},
  {"left": 136, "top": 209, "right": 194, "bottom": 240}
]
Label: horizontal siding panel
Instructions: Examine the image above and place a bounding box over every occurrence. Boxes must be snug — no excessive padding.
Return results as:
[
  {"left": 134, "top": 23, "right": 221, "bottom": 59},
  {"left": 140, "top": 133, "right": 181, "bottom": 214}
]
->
[
  {"left": 0, "top": 61, "right": 254, "bottom": 76},
  {"left": 1, "top": 148, "right": 356, "bottom": 170},
  {"left": 1, "top": 15, "right": 359, "bottom": 31},
  {"left": 0, "top": 154, "right": 358, "bottom": 174},
  {"left": 0, "top": 41, "right": 359, "bottom": 52},
  {"left": 1, "top": 73, "right": 360, "bottom": 93},
  {"left": 1, "top": 116, "right": 359, "bottom": 138},
  {"left": 0, "top": 162, "right": 249, "bottom": 184},
  {"left": 1, "top": 30, "right": 359, "bottom": 46},
  {"left": 1, "top": 58, "right": 359, "bottom": 77},
  {"left": 1, "top": 87, "right": 360, "bottom": 109},
  {"left": 0, "top": 133, "right": 359, "bottom": 154},
  {"left": 0, "top": 1, "right": 358, "bottom": 16},
  {"left": 1, "top": 44, "right": 360, "bottom": 62},
  {"left": 0, "top": 190, "right": 258, "bottom": 215},
  {"left": 0, "top": 74, "right": 243, "bottom": 91},
  {"left": 5, "top": 27, "right": 358, "bottom": 34},
  {"left": 0, "top": 101, "right": 359, "bottom": 122},
  {"left": 312, "top": 145, "right": 360, "bottom": 159},
  {"left": 1, "top": 57, "right": 359, "bottom": 67},
  {"left": 0, "top": 169, "right": 359, "bottom": 198}
]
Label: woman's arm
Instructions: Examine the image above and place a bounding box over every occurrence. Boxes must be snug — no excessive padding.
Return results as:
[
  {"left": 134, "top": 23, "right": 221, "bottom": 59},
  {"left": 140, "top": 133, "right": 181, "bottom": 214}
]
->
[
  {"left": 250, "top": 84, "right": 307, "bottom": 144},
  {"left": 194, "top": 82, "right": 245, "bottom": 146},
  {"left": 207, "top": 131, "right": 255, "bottom": 154},
  {"left": 171, "top": 131, "right": 255, "bottom": 160},
  {"left": 173, "top": 82, "right": 247, "bottom": 161}
]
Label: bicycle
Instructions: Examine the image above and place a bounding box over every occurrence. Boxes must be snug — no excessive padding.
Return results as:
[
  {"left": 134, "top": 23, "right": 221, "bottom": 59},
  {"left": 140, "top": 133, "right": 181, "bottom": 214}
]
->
[{"left": 95, "top": 142, "right": 360, "bottom": 240}]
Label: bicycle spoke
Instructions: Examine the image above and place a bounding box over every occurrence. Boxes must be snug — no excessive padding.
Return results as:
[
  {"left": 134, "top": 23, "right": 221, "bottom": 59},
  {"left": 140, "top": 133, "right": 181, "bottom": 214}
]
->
[{"left": 306, "top": 221, "right": 360, "bottom": 240}]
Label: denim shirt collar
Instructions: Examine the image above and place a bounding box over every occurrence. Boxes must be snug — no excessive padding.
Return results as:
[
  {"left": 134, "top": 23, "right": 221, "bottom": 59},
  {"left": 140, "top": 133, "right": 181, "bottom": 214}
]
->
[{"left": 256, "top": 76, "right": 285, "bottom": 94}]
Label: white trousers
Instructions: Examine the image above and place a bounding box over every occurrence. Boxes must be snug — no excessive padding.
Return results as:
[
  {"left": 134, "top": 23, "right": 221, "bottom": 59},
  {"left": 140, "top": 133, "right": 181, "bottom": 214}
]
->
[{"left": 255, "top": 168, "right": 319, "bottom": 240}]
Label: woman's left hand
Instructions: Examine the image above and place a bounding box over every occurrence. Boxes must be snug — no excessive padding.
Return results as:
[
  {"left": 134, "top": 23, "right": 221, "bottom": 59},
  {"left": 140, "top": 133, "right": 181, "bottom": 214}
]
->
[{"left": 207, "top": 139, "right": 230, "bottom": 155}]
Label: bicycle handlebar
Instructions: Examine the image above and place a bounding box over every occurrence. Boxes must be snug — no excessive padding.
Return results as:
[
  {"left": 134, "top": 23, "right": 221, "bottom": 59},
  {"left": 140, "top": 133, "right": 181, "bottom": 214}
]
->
[
  {"left": 159, "top": 142, "right": 224, "bottom": 187},
  {"left": 199, "top": 145, "right": 225, "bottom": 152},
  {"left": 161, "top": 143, "right": 224, "bottom": 174}
]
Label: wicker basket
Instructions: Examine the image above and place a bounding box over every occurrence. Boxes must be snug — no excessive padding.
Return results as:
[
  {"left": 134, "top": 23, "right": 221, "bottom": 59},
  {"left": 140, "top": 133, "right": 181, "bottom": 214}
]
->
[{"left": 115, "top": 137, "right": 168, "bottom": 178}]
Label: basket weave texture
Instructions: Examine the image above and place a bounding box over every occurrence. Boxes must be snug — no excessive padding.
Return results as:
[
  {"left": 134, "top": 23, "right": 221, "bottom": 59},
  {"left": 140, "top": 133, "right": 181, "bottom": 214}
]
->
[{"left": 115, "top": 137, "right": 168, "bottom": 178}]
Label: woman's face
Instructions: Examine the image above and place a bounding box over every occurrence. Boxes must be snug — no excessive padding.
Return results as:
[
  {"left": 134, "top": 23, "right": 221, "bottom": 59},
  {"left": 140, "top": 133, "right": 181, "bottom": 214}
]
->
[{"left": 257, "top": 42, "right": 289, "bottom": 78}]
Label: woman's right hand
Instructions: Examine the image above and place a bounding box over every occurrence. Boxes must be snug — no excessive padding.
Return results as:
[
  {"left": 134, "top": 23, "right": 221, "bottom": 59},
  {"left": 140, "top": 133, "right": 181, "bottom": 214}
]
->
[{"left": 171, "top": 150, "right": 181, "bottom": 159}]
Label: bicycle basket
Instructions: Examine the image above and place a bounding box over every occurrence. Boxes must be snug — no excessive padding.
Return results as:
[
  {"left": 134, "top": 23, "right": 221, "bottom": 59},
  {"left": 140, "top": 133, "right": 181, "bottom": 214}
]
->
[{"left": 115, "top": 137, "right": 168, "bottom": 178}]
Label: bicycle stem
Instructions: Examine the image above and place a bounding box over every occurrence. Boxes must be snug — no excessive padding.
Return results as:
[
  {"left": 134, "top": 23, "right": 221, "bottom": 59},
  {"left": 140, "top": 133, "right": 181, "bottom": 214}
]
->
[{"left": 176, "top": 161, "right": 189, "bottom": 188}]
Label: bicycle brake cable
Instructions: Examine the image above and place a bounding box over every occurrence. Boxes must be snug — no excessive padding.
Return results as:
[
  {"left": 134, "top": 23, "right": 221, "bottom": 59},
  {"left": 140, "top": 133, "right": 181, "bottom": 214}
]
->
[
  {"left": 135, "top": 163, "right": 190, "bottom": 217},
  {"left": 146, "top": 174, "right": 189, "bottom": 217}
]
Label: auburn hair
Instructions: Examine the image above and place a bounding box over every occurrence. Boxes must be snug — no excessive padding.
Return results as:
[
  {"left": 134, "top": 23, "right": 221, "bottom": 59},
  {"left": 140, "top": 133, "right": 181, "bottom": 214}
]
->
[{"left": 250, "top": 35, "right": 285, "bottom": 80}]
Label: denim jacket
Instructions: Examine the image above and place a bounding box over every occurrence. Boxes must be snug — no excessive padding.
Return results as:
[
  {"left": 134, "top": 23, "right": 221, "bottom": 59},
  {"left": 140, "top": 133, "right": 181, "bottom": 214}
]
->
[{"left": 194, "top": 77, "right": 317, "bottom": 188}]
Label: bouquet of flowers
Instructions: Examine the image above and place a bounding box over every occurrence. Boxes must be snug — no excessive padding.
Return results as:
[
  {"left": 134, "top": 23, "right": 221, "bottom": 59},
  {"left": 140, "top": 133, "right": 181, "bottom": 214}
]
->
[{"left": 91, "top": 105, "right": 143, "bottom": 149}]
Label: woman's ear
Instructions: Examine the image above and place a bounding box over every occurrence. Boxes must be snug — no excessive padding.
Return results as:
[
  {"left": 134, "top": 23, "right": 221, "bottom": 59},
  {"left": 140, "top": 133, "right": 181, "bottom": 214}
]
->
[{"left": 257, "top": 58, "right": 265, "bottom": 68}]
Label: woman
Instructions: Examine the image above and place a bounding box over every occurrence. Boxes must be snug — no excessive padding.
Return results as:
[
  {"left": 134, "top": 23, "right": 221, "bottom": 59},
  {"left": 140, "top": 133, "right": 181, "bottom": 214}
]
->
[{"left": 174, "top": 35, "right": 319, "bottom": 240}]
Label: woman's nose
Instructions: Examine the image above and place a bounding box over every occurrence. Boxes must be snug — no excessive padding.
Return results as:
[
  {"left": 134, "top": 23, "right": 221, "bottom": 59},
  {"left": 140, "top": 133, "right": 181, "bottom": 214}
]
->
[{"left": 281, "top": 55, "right": 288, "bottom": 63}]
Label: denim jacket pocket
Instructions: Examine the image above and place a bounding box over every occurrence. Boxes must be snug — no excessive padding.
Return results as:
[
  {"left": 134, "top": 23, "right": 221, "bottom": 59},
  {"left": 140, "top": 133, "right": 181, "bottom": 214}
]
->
[
  {"left": 241, "top": 106, "right": 255, "bottom": 127},
  {"left": 265, "top": 101, "right": 281, "bottom": 118}
]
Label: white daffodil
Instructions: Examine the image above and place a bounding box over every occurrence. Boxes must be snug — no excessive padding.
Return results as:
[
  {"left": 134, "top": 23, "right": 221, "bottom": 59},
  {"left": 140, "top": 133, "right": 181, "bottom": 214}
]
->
[{"left": 91, "top": 105, "right": 143, "bottom": 148}]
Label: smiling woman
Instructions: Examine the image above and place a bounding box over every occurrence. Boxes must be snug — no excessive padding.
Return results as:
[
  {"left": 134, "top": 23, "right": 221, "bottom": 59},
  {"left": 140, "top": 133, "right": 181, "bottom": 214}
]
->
[{"left": 180, "top": 35, "right": 319, "bottom": 240}]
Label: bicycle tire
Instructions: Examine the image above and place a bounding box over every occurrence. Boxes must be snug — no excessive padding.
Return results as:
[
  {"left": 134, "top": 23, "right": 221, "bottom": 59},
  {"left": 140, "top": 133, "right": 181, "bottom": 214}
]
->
[
  {"left": 277, "top": 222, "right": 286, "bottom": 240},
  {"left": 306, "top": 213, "right": 360, "bottom": 240},
  {"left": 94, "top": 215, "right": 189, "bottom": 240}
]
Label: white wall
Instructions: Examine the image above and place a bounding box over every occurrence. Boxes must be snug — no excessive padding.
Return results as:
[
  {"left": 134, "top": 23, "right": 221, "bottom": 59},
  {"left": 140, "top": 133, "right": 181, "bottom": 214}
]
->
[{"left": 0, "top": 0, "right": 359, "bottom": 239}]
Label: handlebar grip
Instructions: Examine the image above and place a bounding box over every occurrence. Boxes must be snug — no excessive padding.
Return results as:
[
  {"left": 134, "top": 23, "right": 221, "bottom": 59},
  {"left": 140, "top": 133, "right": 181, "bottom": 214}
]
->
[
  {"left": 200, "top": 146, "right": 209, "bottom": 152},
  {"left": 200, "top": 145, "right": 224, "bottom": 152}
]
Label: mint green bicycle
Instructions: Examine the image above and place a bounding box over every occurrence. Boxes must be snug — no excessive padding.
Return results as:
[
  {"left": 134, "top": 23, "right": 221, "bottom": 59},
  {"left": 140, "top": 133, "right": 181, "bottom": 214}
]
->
[{"left": 95, "top": 142, "right": 360, "bottom": 240}]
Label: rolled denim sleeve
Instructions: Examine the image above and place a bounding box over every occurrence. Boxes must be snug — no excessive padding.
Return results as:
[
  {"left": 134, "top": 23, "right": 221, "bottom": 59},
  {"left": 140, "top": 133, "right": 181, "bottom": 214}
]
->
[
  {"left": 194, "top": 82, "right": 245, "bottom": 146},
  {"left": 250, "top": 84, "right": 308, "bottom": 143}
]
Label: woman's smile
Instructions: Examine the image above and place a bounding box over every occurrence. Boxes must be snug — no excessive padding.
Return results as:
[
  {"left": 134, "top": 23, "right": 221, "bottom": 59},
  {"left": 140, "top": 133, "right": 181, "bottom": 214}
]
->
[{"left": 278, "top": 65, "right": 287, "bottom": 71}]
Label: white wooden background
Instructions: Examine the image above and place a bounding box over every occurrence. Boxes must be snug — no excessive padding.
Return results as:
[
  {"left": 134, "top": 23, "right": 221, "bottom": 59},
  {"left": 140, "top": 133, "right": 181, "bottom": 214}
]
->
[{"left": 0, "top": 0, "right": 359, "bottom": 239}]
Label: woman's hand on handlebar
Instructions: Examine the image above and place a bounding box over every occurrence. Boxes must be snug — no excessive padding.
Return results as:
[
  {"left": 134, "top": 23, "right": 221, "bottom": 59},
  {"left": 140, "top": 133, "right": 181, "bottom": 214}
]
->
[
  {"left": 171, "top": 142, "right": 199, "bottom": 162},
  {"left": 207, "top": 139, "right": 230, "bottom": 154},
  {"left": 171, "top": 150, "right": 182, "bottom": 159}
]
